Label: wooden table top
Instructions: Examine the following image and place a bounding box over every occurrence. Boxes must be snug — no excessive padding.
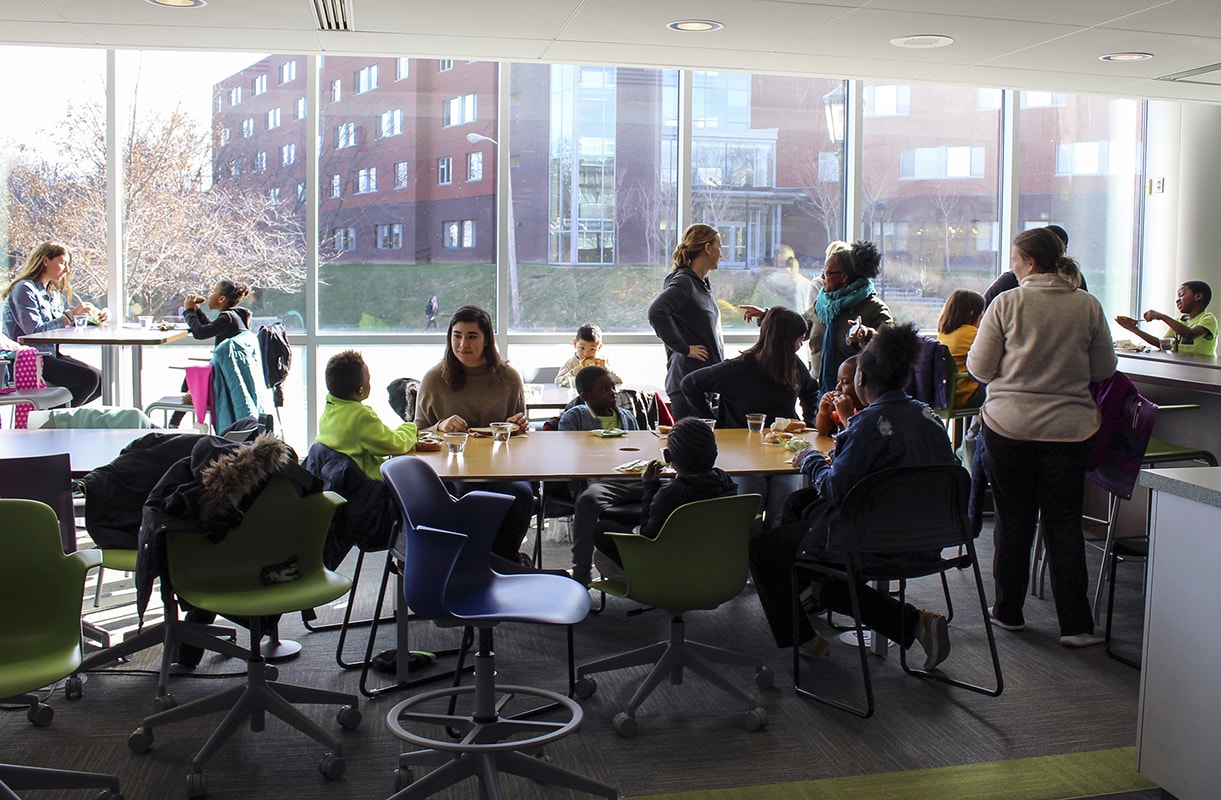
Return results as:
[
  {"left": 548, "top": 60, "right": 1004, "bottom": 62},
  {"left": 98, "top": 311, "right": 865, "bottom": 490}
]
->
[
  {"left": 19, "top": 323, "right": 191, "bottom": 347},
  {"left": 417, "top": 428, "right": 830, "bottom": 481}
]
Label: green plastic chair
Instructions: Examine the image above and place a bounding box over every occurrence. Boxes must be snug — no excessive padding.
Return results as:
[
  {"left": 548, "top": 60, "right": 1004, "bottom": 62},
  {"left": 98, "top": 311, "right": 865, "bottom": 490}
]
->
[
  {"left": 574, "top": 493, "right": 771, "bottom": 737},
  {"left": 126, "top": 476, "right": 361, "bottom": 799},
  {"left": 0, "top": 498, "right": 122, "bottom": 799}
]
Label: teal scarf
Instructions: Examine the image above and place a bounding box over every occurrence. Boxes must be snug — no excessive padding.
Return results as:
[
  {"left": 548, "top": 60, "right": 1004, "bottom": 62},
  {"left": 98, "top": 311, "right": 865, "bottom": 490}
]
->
[{"left": 814, "top": 278, "right": 875, "bottom": 395}]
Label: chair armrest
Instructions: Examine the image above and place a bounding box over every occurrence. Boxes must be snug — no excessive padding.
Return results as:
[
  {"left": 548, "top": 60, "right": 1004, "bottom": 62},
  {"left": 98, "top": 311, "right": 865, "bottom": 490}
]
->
[{"left": 72, "top": 548, "right": 104, "bottom": 571}]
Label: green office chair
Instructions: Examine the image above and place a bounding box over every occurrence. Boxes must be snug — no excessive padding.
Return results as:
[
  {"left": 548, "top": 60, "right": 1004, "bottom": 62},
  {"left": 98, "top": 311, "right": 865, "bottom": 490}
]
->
[
  {"left": 574, "top": 494, "right": 771, "bottom": 737},
  {"left": 126, "top": 476, "right": 361, "bottom": 799},
  {"left": 0, "top": 498, "right": 123, "bottom": 800}
]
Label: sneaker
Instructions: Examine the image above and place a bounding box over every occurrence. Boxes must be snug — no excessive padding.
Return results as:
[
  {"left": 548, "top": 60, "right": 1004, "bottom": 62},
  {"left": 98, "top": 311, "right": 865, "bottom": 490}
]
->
[
  {"left": 1059, "top": 633, "right": 1105, "bottom": 648},
  {"left": 568, "top": 564, "right": 593, "bottom": 587},
  {"left": 798, "top": 633, "right": 831, "bottom": 660},
  {"left": 989, "top": 606, "right": 1025, "bottom": 632},
  {"left": 915, "top": 610, "right": 951, "bottom": 669},
  {"left": 516, "top": 552, "right": 534, "bottom": 569},
  {"left": 593, "top": 550, "right": 627, "bottom": 584}
]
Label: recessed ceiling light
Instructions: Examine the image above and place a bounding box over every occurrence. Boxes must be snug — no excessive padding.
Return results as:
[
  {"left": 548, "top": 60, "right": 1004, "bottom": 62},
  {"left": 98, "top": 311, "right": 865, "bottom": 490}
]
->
[
  {"left": 1100, "top": 52, "right": 1154, "bottom": 62},
  {"left": 890, "top": 34, "right": 954, "bottom": 49},
  {"left": 145, "top": 0, "right": 207, "bottom": 7},
  {"left": 667, "top": 20, "right": 723, "bottom": 33}
]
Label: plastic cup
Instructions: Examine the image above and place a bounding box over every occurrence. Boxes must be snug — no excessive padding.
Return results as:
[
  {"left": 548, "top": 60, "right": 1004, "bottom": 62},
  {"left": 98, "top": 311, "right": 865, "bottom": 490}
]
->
[
  {"left": 490, "top": 422, "right": 513, "bottom": 442},
  {"left": 745, "top": 413, "right": 766, "bottom": 433},
  {"left": 139, "top": 315, "right": 154, "bottom": 329},
  {"left": 73, "top": 314, "right": 88, "bottom": 329},
  {"left": 698, "top": 418, "right": 717, "bottom": 430},
  {"left": 1159, "top": 337, "right": 1175, "bottom": 351},
  {"left": 443, "top": 432, "right": 468, "bottom": 454}
]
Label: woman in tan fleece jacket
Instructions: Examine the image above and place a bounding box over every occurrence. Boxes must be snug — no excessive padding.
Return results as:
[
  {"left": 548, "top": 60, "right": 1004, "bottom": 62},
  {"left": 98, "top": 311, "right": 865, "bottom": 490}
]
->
[{"left": 967, "top": 227, "right": 1116, "bottom": 647}]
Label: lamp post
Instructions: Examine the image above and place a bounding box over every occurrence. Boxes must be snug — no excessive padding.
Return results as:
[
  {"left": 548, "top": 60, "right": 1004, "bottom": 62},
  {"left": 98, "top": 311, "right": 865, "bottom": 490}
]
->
[{"left": 466, "top": 132, "right": 520, "bottom": 326}]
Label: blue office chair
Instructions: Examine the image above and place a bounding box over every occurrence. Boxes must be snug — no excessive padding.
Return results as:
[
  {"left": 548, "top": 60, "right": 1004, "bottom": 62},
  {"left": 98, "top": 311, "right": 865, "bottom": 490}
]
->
[
  {"left": 380, "top": 456, "right": 617, "bottom": 800},
  {"left": 0, "top": 498, "right": 122, "bottom": 800}
]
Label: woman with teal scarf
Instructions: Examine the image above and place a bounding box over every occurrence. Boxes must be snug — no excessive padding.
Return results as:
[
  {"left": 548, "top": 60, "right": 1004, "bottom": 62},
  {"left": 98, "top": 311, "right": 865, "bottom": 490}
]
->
[{"left": 808, "top": 241, "right": 893, "bottom": 396}]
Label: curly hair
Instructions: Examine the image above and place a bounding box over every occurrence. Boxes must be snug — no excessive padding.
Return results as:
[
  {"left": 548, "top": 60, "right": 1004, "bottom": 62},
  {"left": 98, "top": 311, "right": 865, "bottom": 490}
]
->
[
  {"left": 325, "top": 350, "right": 366, "bottom": 400},
  {"left": 858, "top": 322, "right": 921, "bottom": 393},
  {"left": 835, "top": 240, "right": 882, "bottom": 281}
]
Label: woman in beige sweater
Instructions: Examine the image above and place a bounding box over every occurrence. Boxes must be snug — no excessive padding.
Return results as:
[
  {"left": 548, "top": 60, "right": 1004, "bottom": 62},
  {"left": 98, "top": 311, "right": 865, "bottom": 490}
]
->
[
  {"left": 414, "top": 305, "right": 533, "bottom": 563},
  {"left": 967, "top": 227, "right": 1116, "bottom": 647}
]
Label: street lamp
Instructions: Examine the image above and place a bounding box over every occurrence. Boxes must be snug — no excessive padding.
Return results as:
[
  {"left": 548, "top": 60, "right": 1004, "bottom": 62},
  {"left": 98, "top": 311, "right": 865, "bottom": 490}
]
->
[
  {"left": 822, "top": 84, "right": 846, "bottom": 147},
  {"left": 466, "top": 132, "right": 521, "bottom": 326}
]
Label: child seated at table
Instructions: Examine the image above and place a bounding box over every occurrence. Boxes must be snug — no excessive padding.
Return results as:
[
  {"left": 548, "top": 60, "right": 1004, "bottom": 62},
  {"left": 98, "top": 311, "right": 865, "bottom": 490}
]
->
[
  {"left": 936, "top": 289, "right": 987, "bottom": 408},
  {"left": 315, "top": 350, "right": 418, "bottom": 481},
  {"left": 556, "top": 322, "right": 622, "bottom": 388},
  {"left": 591, "top": 416, "right": 736, "bottom": 583},
  {"left": 1116, "top": 280, "right": 1216, "bottom": 356},
  {"left": 813, "top": 355, "right": 862, "bottom": 436},
  {"left": 558, "top": 365, "right": 639, "bottom": 586}
]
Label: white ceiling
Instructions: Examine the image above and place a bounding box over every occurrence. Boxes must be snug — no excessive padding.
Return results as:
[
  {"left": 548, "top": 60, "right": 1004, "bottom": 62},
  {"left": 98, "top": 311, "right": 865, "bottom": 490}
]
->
[{"left": 4, "top": 0, "right": 1221, "bottom": 103}]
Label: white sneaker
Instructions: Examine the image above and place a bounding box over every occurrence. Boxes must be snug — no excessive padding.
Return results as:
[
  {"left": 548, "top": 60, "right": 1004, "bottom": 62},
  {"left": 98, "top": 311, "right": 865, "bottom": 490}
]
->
[
  {"left": 915, "top": 610, "right": 951, "bottom": 669},
  {"left": 593, "top": 550, "right": 627, "bottom": 584},
  {"left": 1059, "top": 633, "right": 1105, "bottom": 648}
]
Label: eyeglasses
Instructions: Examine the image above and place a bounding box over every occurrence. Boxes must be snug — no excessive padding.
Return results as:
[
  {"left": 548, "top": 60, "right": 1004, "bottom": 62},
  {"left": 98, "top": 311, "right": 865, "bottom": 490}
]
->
[{"left": 822, "top": 269, "right": 844, "bottom": 277}]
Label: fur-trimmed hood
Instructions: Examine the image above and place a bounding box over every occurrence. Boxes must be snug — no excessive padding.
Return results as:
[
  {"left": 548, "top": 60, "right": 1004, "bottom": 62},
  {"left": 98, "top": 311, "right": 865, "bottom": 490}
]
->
[{"left": 198, "top": 434, "right": 295, "bottom": 519}]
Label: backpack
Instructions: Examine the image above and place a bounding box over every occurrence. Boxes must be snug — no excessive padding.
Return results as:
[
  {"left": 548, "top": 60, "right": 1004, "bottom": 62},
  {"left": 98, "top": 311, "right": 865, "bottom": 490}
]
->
[{"left": 257, "top": 321, "right": 292, "bottom": 408}]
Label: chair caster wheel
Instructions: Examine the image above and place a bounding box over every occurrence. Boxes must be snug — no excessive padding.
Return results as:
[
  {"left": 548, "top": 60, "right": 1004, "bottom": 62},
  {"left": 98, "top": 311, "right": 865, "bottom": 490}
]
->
[
  {"left": 95, "top": 790, "right": 123, "bottom": 800},
  {"left": 153, "top": 694, "right": 178, "bottom": 712},
  {"left": 319, "top": 753, "right": 346, "bottom": 780},
  {"left": 263, "top": 664, "right": 279, "bottom": 682},
  {"left": 65, "top": 675, "right": 84, "bottom": 700},
  {"left": 28, "top": 702, "right": 54, "bottom": 727},
  {"left": 394, "top": 767, "right": 413, "bottom": 791},
  {"left": 574, "top": 677, "right": 597, "bottom": 699},
  {"left": 742, "top": 707, "right": 768, "bottom": 731},
  {"left": 755, "top": 665, "right": 774, "bottom": 690},
  {"left": 128, "top": 727, "right": 153, "bottom": 754},
  {"left": 612, "top": 712, "right": 637, "bottom": 738},
  {"left": 186, "top": 771, "right": 207, "bottom": 799},
  {"left": 337, "top": 704, "right": 361, "bottom": 730}
]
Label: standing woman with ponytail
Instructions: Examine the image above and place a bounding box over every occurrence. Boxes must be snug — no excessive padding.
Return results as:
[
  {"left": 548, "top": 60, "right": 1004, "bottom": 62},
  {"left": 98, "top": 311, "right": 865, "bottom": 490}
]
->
[
  {"left": 967, "top": 227, "right": 1115, "bottom": 647},
  {"left": 1, "top": 242, "right": 106, "bottom": 406},
  {"left": 648, "top": 224, "right": 726, "bottom": 420}
]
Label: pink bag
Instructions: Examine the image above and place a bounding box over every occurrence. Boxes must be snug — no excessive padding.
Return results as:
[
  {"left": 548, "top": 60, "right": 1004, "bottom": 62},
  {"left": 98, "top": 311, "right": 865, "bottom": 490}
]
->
[
  {"left": 184, "top": 364, "right": 214, "bottom": 425},
  {"left": 0, "top": 346, "right": 48, "bottom": 429}
]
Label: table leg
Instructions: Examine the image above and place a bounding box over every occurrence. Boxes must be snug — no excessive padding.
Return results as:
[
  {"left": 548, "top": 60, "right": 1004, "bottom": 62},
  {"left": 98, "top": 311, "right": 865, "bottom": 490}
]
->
[
  {"left": 131, "top": 345, "right": 143, "bottom": 409},
  {"left": 101, "top": 344, "right": 121, "bottom": 405}
]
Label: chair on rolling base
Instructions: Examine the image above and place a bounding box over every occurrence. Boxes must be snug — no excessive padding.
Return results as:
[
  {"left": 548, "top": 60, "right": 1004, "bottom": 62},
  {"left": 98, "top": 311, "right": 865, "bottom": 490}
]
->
[
  {"left": 126, "top": 477, "right": 361, "bottom": 799},
  {"left": 791, "top": 465, "right": 1002, "bottom": 719},
  {"left": 381, "top": 456, "right": 617, "bottom": 800},
  {"left": 0, "top": 499, "right": 122, "bottom": 800},
  {"left": 575, "top": 494, "right": 771, "bottom": 738}
]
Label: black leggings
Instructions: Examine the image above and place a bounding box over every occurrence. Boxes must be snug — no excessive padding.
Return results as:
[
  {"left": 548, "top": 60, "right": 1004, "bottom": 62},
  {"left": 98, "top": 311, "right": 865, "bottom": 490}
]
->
[{"left": 41, "top": 353, "right": 103, "bottom": 407}]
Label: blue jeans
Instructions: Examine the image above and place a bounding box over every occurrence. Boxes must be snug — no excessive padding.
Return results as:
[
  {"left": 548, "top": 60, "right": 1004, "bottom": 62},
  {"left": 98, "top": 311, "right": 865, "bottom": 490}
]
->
[{"left": 983, "top": 424, "right": 1094, "bottom": 636}]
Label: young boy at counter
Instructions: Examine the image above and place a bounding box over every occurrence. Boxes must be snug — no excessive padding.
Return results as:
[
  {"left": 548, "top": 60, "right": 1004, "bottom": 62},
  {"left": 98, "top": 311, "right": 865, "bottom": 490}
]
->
[
  {"left": 558, "top": 365, "right": 639, "bottom": 586},
  {"left": 1117, "top": 281, "right": 1216, "bottom": 356}
]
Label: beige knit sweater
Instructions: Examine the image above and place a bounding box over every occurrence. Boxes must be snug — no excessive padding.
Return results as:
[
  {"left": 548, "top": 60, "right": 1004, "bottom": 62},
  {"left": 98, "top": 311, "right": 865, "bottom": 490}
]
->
[
  {"left": 414, "top": 361, "right": 525, "bottom": 430},
  {"left": 967, "top": 273, "right": 1116, "bottom": 442}
]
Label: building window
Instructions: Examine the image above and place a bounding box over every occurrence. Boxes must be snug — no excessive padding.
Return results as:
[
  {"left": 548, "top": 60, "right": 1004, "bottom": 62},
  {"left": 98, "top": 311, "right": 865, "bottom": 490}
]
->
[
  {"left": 230, "top": 160, "right": 242, "bottom": 177},
  {"left": 254, "top": 151, "right": 266, "bottom": 172},
  {"left": 443, "top": 220, "right": 475, "bottom": 248},
  {"left": 330, "top": 78, "right": 342, "bottom": 103},
  {"left": 268, "top": 187, "right": 280, "bottom": 201},
  {"left": 863, "top": 84, "right": 911, "bottom": 117},
  {"left": 438, "top": 59, "right": 453, "bottom": 72},
  {"left": 442, "top": 93, "right": 477, "bottom": 127},
  {"left": 336, "top": 122, "right": 356, "bottom": 149},
  {"left": 818, "top": 152, "right": 839, "bottom": 182},
  {"left": 1055, "top": 141, "right": 1135, "bottom": 176},
  {"left": 279, "top": 59, "right": 297, "bottom": 84},
  {"left": 267, "top": 107, "right": 281, "bottom": 129},
  {"left": 333, "top": 227, "right": 356, "bottom": 251},
  {"left": 396, "top": 58, "right": 410, "bottom": 80},
  {"left": 330, "top": 174, "right": 341, "bottom": 198},
  {"left": 294, "top": 97, "right": 307, "bottom": 120},
  {"left": 378, "top": 108, "right": 403, "bottom": 138},
  {"left": 214, "top": 94, "right": 223, "bottom": 113},
  {"left": 355, "top": 64, "right": 379, "bottom": 94},
  {"left": 281, "top": 143, "right": 296, "bottom": 166},
  {"left": 376, "top": 223, "right": 403, "bottom": 249},
  {"left": 229, "top": 86, "right": 242, "bottom": 106},
  {"left": 296, "top": 182, "right": 306, "bottom": 203},
  {"left": 252, "top": 74, "right": 267, "bottom": 96},
  {"left": 467, "top": 151, "right": 483, "bottom": 182},
  {"left": 1022, "top": 91, "right": 1068, "bottom": 108},
  {"left": 242, "top": 117, "right": 254, "bottom": 138},
  {"left": 899, "top": 145, "right": 985, "bottom": 179},
  {"left": 976, "top": 88, "right": 1002, "bottom": 111},
  {"left": 356, "top": 167, "right": 377, "bottom": 193},
  {"left": 219, "top": 128, "right": 230, "bottom": 146},
  {"left": 394, "top": 161, "right": 409, "bottom": 189},
  {"left": 437, "top": 157, "right": 452, "bottom": 185}
]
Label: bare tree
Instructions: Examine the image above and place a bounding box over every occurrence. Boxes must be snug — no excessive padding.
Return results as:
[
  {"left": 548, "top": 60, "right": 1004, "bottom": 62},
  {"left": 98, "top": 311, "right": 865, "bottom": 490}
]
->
[{"left": 5, "top": 100, "right": 305, "bottom": 315}]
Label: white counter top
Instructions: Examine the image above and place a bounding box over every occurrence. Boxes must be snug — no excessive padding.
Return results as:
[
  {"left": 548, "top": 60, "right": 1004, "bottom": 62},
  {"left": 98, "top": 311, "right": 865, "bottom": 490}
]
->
[{"left": 1140, "top": 466, "right": 1221, "bottom": 509}]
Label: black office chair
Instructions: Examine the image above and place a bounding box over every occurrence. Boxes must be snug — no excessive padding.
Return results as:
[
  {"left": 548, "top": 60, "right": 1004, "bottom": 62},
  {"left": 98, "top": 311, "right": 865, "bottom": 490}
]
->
[{"left": 791, "top": 464, "right": 1003, "bottom": 718}]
